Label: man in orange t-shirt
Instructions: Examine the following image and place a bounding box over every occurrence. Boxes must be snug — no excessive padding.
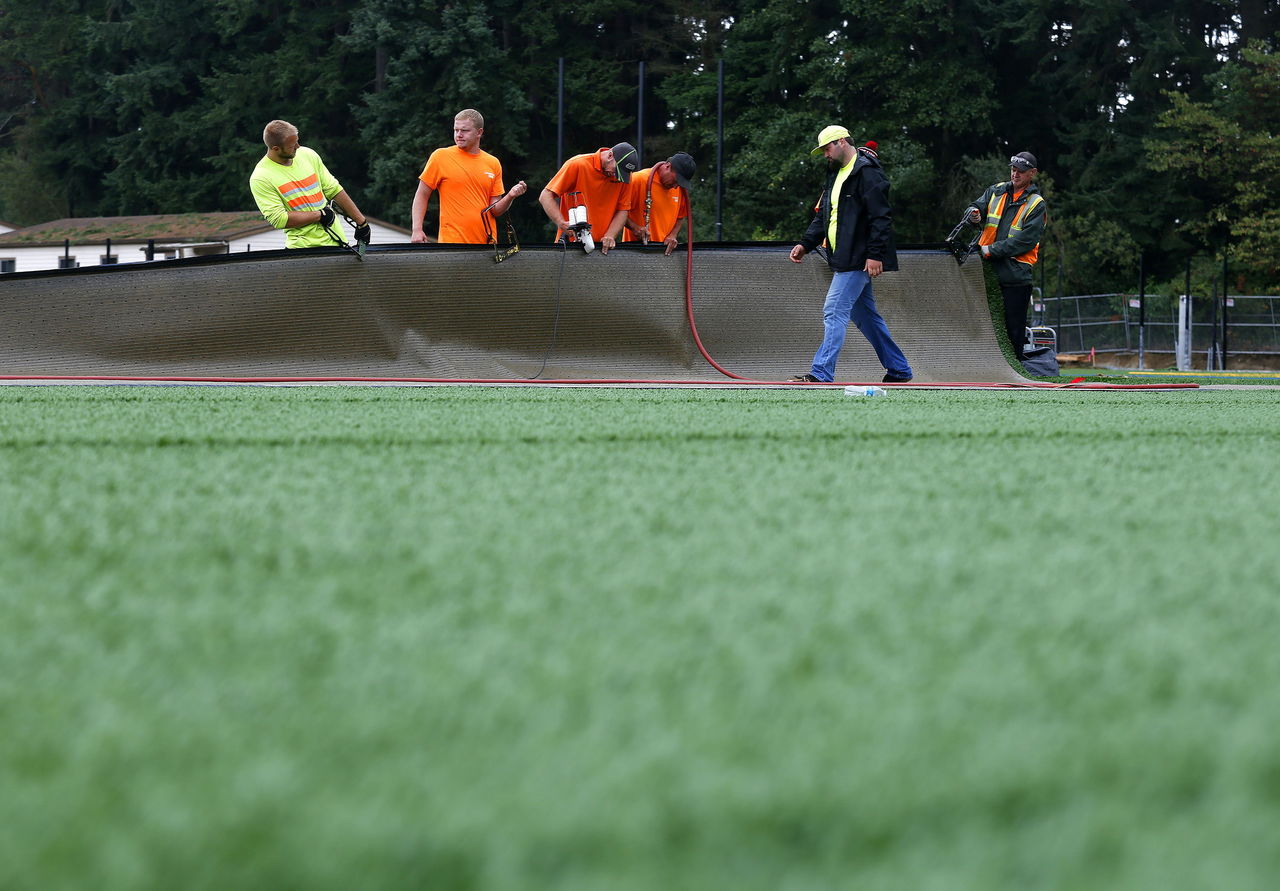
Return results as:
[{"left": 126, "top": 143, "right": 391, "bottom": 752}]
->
[
  {"left": 411, "top": 109, "right": 526, "bottom": 244},
  {"left": 538, "top": 142, "right": 640, "bottom": 254},
  {"left": 621, "top": 152, "right": 695, "bottom": 256}
]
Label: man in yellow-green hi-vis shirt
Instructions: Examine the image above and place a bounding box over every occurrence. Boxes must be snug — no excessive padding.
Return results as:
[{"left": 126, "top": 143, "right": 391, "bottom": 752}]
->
[{"left": 249, "top": 119, "right": 371, "bottom": 250}]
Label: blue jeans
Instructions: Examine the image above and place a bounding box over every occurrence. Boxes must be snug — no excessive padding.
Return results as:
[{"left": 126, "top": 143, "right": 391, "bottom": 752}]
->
[{"left": 809, "top": 270, "right": 912, "bottom": 382}]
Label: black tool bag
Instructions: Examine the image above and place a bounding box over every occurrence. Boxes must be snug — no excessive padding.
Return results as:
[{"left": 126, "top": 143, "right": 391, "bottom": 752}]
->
[{"left": 1021, "top": 346, "right": 1060, "bottom": 376}]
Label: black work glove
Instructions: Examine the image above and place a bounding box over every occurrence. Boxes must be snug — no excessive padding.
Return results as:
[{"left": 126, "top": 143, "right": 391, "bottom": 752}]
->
[
  {"left": 318, "top": 205, "right": 335, "bottom": 228},
  {"left": 354, "top": 222, "right": 371, "bottom": 245}
]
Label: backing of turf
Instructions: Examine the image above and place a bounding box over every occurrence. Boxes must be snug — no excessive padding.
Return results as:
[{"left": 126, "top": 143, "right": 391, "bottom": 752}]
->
[
  {"left": 0, "top": 243, "right": 1027, "bottom": 385},
  {"left": 3, "top": 385, "right": 1279, "bottom": 889}
]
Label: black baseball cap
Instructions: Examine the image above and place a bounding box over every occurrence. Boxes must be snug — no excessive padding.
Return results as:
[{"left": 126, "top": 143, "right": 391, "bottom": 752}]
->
[
  {"left": 1010, "top": 151, "right": 1038, "bottom": 171},
  {"left": 611, "top": 142, "right": 640, "bottom": 182},
  {"left": 667, "top": 152, "right": 696, "bottom": 190}
]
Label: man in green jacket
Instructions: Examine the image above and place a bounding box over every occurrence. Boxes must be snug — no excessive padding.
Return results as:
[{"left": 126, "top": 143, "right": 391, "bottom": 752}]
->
[{"left": 965, "top": 151, "right": 1047, "bottom": 359}]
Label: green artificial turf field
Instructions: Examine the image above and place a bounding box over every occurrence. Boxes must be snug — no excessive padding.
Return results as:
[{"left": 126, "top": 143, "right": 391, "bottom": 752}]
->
[{"left": 3, "top": 385, "right": 1279, "bottom": 889}]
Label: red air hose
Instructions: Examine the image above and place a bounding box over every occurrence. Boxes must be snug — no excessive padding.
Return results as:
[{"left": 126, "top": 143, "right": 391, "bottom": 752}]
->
[{"left": 682, "top": 206, "right": 753, "bottom": 380}]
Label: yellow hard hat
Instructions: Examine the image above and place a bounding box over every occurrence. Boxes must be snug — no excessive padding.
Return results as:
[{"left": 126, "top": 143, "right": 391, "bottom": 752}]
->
[{"left": 810, "top": 125, "right": 851, "bottom": 156}]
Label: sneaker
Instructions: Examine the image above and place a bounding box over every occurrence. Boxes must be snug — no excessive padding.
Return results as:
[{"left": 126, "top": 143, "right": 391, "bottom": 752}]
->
[
  {"left": 882, "top": 371, "right": 913, "bottom": 383},
  {"left": 788, "top": 373, "right": 821, "bottom": 383}
]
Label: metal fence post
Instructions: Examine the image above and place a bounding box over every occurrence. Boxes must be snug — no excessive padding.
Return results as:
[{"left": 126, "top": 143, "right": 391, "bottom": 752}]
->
[
  {"left": 556, "top": 58, "right": 564, "bottom": 168},
  {"left": 1177, "top": 293, "right": 1192, "bottom": 371},
  {"left": 1137, "top": 251, "right": 1145, "bottom": 369},
  {"left": 1222, "top": 251, "right": 1229, "bottom": 370},
  {"left": 637, "top": 61, "right": 645, "bottom": 166},
  {"left": 715, "top": 59, "right": 724, "bottom": 242},
  {"left": 1210, "top": 275, "right": 1220, "bottom": 370},
  {"left": 1056, "top": 251, "right": 1064, "bottom": 339}
]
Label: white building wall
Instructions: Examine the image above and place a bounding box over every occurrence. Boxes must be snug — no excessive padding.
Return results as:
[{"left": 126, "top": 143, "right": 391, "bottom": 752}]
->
[
  {"left": 0, "top": 220, "right": 408, "bottom": 274},
  {"left": 0, "top": 241, "right": 208, "bottom": 273},
  {"left": 0, "top": 243, "right": 150, "bottom": 274},
  {"left": 225, "top": 219, "right": 408, "bottom": 253}
]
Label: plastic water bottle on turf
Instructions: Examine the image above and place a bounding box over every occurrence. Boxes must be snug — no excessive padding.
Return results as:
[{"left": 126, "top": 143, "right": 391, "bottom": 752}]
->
[{"left": 844, "top": 386, "right": 887, "bottom": 397}]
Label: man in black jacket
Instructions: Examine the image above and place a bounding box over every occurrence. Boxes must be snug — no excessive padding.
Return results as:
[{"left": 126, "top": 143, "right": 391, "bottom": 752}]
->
[{"left": 788, "top": 126, "right": 913, "bottom": 383}]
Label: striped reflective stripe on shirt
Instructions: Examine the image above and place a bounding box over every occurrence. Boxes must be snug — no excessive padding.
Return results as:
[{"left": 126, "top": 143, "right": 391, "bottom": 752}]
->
[
  {"left": 280, "top": 174, "right": 325, "bottom": 211},
  {"left": 979, "top": 190, "right": 1043, "bottom": 266}
]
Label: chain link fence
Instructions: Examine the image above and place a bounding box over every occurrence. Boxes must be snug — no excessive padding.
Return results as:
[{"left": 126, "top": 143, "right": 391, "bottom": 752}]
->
[{"left": 1029, "top": 291, "right": 1280, "bottom": 368}]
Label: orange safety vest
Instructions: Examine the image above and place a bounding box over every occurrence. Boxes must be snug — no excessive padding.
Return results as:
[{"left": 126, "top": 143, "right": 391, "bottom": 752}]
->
[{"left": 978, "top": 189, "right": 1044, "bottom": 266}]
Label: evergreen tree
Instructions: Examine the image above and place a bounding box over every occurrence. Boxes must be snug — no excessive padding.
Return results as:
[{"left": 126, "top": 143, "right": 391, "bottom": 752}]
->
[
  {"left": 1146, "top": 41, "right": 1280, "bottom": 292},
  {"left": 0, "top": 1, "right": 110, "bottom": 222},
  {"left": 0, "top": 0, "right": 1273, "bottom": 298}
]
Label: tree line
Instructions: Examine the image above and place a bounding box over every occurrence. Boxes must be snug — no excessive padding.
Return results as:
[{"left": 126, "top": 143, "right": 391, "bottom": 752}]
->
[{"left": 2, "top": 0, "right": 1277, "bottom": 294}]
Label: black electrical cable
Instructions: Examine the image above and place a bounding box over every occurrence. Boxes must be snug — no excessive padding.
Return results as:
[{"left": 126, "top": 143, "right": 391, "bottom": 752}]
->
[{"left": 527, "top": 236, "right": 569, "bottom": 380}]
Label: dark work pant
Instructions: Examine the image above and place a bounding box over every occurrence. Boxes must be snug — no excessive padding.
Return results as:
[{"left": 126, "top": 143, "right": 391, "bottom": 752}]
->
[{"left": 1002, "top": 284, "right": 1033, "bottom": 360}]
